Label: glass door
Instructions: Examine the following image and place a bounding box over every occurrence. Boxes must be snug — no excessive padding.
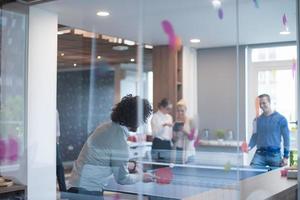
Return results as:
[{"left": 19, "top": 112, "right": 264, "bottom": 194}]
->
[
  {"left": 257, "top": 68, "right": 297, "bottom": 150},
  {"left": 247, "top": 46, "right": 298, "bottom": 164}
]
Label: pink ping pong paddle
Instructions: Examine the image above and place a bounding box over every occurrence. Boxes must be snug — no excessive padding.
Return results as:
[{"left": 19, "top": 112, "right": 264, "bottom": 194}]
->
[{"left": 155, "top": 167, "right": 173, "bottom": 184}]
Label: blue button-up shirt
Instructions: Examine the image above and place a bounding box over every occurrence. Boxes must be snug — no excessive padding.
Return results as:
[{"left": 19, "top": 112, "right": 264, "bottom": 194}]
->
[{"left": 249, "top": 111, "right": 290, "bottom": 158}]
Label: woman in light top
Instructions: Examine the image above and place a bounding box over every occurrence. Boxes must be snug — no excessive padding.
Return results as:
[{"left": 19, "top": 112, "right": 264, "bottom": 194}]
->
[
  {"left": 173, "top": 99, "right": 198, "bottom": 164},
  {"left": 151, "top": 98, "right": 173, "bottom": 168},
  {"left": 68, "top": 95, "right": 154, "bottom": 198}
]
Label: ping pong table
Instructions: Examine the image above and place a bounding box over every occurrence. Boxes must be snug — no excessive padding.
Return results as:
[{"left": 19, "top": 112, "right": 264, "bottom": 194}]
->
[{"left": 103, "top": 165, "right": 269, "bottom": 200}]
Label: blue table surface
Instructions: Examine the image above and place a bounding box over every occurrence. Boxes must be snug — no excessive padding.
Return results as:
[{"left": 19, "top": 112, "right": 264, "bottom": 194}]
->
[{"left": 103, "top": 166, "right": 269, "bottom": 199}]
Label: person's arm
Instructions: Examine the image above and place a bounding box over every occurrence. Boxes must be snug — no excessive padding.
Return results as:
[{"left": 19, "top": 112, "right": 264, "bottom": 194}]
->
[
  {"left": 186, "top": 119, "right": 198, "bottom": 141},
  {"left": 248, "top": 118, "right": 258, "bottom": 151},
  {"left": 281, "top": 118, "right": 290, "bottom": 159},
  {"left": 111, "top": 140, "right": 142, "bottom": 185}
]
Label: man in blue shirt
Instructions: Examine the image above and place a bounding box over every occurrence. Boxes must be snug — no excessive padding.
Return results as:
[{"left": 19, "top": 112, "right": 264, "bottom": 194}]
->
[{"left": 248, "top": 94, "right": 290, "bottom": 167}]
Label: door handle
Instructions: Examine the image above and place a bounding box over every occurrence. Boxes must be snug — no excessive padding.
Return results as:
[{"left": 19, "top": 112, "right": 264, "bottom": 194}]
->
[{"left": 289, "top": 121, "right": 298, "bottom": 125}]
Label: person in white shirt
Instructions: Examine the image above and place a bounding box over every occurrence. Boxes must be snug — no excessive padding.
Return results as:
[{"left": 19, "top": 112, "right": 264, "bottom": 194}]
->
[{"left": 151, "top": 98, "right": 173, "bottom": 168}]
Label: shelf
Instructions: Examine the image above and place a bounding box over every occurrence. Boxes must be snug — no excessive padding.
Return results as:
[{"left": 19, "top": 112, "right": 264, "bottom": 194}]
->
[{"left": 199, "top": 140, "right": 243, "bottom": 147}]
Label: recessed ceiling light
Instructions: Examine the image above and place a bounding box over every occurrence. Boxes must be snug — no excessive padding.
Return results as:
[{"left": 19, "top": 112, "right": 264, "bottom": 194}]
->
[
  {"left": 212, "top": 0, "right": 222, "bottom": 8},
  {"left": 190, "top": 38, "right": 201, "bottom": 43},
  {"left": 280, "top": 30, "right": 291, "bottom": 35},
  {"left": 280, "top": 27, "right": 291, "bottom": 35},
  {"left": 73, "top": 63, "right": 77, "bottom": 67},
  {"left": 145, "top": 44, "right": 153, "bottom": 49},
  {"left": 60, "top": 53, "right": 64, "bottom": 56},
  {"left": 57, "top": 29, "right": 71, "bottom": 35},
  {"left": 130, "top": 58, "right": 135, "bottom": 62},
  {"left": 96, "top": 11, "right": 110, "bottom": 17},
  {"left": 97, "top": 56, "right": 101, "bottom": 59},
  {"left": 124, "top": 40, "right": 135, "bottom": 46}
]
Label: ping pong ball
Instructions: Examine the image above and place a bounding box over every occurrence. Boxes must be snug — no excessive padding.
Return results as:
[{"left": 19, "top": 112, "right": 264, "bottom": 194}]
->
[{"left": 169, "top": 163, "right": 175, "bottom": 168}]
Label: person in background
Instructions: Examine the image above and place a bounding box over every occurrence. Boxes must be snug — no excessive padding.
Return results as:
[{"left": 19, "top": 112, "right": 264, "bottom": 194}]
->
[
  {"left": 68, "top": 95, "right": 154, "bottom": 198},
  {"left": 56, "top": 110, "right": 66, "bottom": 192},
  {"left": 151, "top": 98, "right": 173, "bottom": 168},
  {"left": 173, "top": 100, "right": 198, "bottom": 164},
  {"left": 248, "top": 94, "right": 290, "bottom": 168}
]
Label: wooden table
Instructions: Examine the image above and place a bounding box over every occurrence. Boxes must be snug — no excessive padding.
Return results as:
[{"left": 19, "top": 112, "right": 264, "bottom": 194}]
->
[{"left": 0, "top": 184, "right": 26, "bottom": 199}]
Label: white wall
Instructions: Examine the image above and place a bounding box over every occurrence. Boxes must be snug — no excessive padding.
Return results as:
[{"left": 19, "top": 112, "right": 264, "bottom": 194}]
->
[
  {"left": 197, "top": 46, "right": 246, "bottom": 140},
  {"left": 183, "top": 47, "right": 198, "bottom": 123},
  {"left": 27, "top": 7, "right": 57, "bottom": 200}
]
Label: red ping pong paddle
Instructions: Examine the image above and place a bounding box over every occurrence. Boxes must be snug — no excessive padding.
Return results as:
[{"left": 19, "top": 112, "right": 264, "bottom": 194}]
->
[
  {"left": 241, "top": 141, "right": 248, "bottom": 153},
  {"left": 155, "top": 167, "right": 173, "bottom": 184},
  {"left": 280, "top": 169, "right": 288, "bottom": 177}
]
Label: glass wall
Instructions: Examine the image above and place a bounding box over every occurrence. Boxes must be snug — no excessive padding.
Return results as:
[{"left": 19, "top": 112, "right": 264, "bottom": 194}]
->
[
  {"left": 0, "top": 0, "right": 298, "bottom": 199},
  {"left": 0, "top": 2, "right": 28, "bottom": 199}
]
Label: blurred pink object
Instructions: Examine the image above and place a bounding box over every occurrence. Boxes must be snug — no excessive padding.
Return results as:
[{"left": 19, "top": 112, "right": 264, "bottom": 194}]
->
[
  {"left": 282, "top": 13, "right": 287, "bottom": 26},
  {"left": 113, "top": 193, "right": 120, "bottom": 200},
  {"left": 161, "top": 20, "right": 177, "bottom": 50},
  {"left": 187, "top": 128, "right": 195, "bottom": 140},
  {"left": 0, "top": 139, "right": 6, "bottom": 162},
  {"left": 161, "top": 20, "right": 174, "bottom": 36},
  {"left": 7, "top": 137, "right": 19, "bottom": 162},
  {"left": 194, "top": 136, "right": 201, "bottom": 147},
  {"left": 127, "top": 135, "right": 137, "bottom": 142},
  {"left": 218, "top": 8, "right": 224, "bottom": 20}
]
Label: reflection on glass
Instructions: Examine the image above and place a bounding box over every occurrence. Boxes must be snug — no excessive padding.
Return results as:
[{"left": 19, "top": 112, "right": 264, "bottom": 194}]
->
[
  {"left": 0, "top": 3, "right": 27, "bottom": 200},
  {"left": 14, "top": 0, "right": 297, "bottom": 199}
]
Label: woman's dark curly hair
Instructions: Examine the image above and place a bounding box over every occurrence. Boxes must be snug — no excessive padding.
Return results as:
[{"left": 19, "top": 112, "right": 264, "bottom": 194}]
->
[{"left": 111, "top": 94, "right": 152, "bottom": 128}]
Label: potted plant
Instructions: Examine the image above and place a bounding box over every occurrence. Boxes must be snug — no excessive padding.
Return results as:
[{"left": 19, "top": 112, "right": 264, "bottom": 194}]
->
[{"left": 215, "top": 129, "right": 225, "bottom": 142}]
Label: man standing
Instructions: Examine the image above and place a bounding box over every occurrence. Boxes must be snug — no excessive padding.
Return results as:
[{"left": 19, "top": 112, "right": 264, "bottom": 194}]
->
[{"left": 248, "top": 94, "right": 290, "bottom": 167}]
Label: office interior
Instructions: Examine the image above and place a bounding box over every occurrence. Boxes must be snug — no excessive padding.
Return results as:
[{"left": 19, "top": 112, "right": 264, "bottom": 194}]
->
[{"left": 0, "top": 0, "right": 299, "bottom": 199}]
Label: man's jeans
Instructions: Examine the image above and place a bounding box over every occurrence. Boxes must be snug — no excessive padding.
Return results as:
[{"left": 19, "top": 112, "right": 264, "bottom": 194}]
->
[{"left": 250, "top": 149, "right": 281, "bottom": 168}]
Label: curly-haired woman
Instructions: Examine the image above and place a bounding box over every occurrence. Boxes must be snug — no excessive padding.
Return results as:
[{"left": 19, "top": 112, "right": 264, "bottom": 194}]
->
[{"left": 68, "top": 95, "right": 153, "bottom": 198}]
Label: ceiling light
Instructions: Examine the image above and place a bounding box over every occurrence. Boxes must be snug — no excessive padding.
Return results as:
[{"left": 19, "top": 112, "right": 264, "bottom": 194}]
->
[
  {"left": 190, "top": 38, "right": 201, "bottom": 43},
  {"left": 60, "top": 53, "right": 64, "bottom": 56},
  {"left": 280, "top": 27, "right": 291, "bottom": 35},
  {"left": 130, "top": 58, "right": 135, "bottom": 62},
  {"left": 145, "top": 44, "right": 153, "bottom": 49},
  {"left": 212, "top": 0, "right": 222, "bottom": 8},
  {"left": 57, "top": 29, "right": 71, "bottom": 35},
  {"left": 112, "top": 45, "right": 129, "bottom": 51},
  {"left": 96, "top": 11, "right": 110, "bottom": 17},
  {"left": 124, "top": 40, "right": 135, "bottom": 46},
  {"left": 97, "top": 56, "right": 101, "bottom": 59},
  {"left": 279, "top": 31, "right": 291, "bottom": 35},
  {"left": 73, "top": 63, "right": 77, "bottom": 67}
]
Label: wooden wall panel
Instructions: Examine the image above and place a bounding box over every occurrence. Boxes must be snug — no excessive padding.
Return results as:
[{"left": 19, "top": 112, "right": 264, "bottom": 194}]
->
[{"left": 153, "top": 45, "right": 180, "bottom": 117}]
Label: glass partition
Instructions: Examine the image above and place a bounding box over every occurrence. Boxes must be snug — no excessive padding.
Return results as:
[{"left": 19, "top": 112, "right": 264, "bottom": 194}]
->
[
  {"left": 0, "top": 0, "right": 298, "bottom": 199},
  {"left": 0, "top": 2, "right": 28, "bottom": 199}
]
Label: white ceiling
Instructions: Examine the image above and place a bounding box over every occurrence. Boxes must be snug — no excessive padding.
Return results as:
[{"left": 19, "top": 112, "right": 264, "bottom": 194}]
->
[{"left": 36, "top": 0, "right": 297, "bottom": 49}]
